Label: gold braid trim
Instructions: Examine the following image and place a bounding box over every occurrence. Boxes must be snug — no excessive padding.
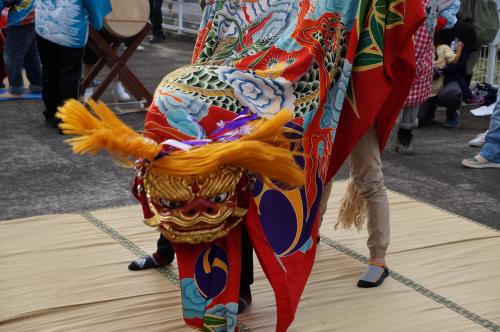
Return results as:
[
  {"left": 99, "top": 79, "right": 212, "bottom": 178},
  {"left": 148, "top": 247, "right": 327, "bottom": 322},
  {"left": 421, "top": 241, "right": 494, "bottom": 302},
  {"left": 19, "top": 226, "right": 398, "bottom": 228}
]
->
[{"left": 162, "top": 81, "right": 236, "bottom": 98}]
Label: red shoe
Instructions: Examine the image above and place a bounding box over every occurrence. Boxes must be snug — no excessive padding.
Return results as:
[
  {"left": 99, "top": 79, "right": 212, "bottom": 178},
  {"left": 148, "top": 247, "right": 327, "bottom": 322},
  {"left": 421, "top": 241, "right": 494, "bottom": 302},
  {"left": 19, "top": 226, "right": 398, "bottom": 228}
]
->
[{"left": 466, "top": 95, "right": 485, "bottom": 105}]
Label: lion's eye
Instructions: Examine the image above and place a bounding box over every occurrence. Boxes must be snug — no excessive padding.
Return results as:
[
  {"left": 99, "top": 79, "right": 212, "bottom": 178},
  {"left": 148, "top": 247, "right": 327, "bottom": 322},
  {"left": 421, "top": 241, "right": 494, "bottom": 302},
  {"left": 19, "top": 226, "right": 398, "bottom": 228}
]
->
[
  {"left": 208, "top": 192, "right": 230, "bottom": 204},
  {"left": 159, "top": 198, "right": 185, "bottom": 209}
]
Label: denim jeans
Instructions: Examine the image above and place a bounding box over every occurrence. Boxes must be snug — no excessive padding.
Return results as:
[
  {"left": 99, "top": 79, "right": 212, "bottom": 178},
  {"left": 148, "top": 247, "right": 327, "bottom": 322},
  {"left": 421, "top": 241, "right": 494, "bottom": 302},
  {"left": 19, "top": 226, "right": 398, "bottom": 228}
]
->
[
  {"left": 149, "top": 0, "right": 165, "bottom": 37},
  {"left": 3, "top": 24, "right": 42, "bottom": 95},
  {"left": 480, "top": 89, "right": 500, "bottom": 163}
]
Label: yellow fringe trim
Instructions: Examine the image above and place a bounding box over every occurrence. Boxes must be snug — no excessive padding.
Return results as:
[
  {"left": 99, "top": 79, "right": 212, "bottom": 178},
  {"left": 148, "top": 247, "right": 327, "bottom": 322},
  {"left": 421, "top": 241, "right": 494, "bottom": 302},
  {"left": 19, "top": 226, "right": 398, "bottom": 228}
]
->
[
  {"left": 56, "top": 99, "right": 305, "bottom": 187},
  {"left": 334, "top": 177, "right": 367, "bottom": 231}
]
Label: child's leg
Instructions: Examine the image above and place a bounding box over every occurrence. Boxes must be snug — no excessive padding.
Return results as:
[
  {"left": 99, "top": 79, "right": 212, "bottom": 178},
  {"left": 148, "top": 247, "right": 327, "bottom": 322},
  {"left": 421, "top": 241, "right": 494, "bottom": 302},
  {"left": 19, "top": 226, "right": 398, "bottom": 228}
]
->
[
  {"left": 454, "top": 75, "right": 472, "bottom": 100},
  {"left": 23, "top": 25, "right": 42, "bottom": 93},
  {"left": 3, "top": 26, "right": 31, "bottom": 95}
]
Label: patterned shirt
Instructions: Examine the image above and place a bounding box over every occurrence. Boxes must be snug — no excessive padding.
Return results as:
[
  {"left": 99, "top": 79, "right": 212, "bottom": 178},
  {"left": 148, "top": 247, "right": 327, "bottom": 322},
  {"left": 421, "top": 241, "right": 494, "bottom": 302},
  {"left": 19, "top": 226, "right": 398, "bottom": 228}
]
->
[
  {"left": 0, "top": 0, "right": 35, "bottom": 27},
  {"left": 35, "top": 0, "right": 112, "bottom": 48},
  {"left": 404, "top": 0, "right": 439, "bottom": 107}
]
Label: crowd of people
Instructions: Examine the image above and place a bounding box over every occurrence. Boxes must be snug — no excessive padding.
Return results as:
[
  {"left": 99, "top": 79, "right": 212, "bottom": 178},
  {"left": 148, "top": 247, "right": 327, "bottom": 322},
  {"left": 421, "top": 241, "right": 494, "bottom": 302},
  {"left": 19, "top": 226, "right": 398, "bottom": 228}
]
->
[
  {"left": 0, "top": 0, "right": 169, "bottom": 121},
  {"left": 390, "top": 0, "right": 500, "bottom": 169},
  {"left": 1, "top": 0, "right": 497, "bottom": 165}
]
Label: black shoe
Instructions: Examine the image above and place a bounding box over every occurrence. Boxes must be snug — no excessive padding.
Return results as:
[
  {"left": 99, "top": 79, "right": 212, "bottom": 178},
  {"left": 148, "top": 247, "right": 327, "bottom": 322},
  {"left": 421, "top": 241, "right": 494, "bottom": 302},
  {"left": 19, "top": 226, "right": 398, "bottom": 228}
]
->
[
  {"left": 43, "top": 110, "right": 61, "bottom": 129},
  {"left": 357, "top": 267, "right": 389, "bottom": 288},
  {"left": 149, "top": 35, "right": 164, "bottom": 44},
  {"left": 395, "top": 128, "right": 413, "bottom": 155},
  {"left": 238, "top": 289, "right": 252, "bottom": 313},
  {"left": 128, "top": 255, "right": 162, "bottom": 271}
]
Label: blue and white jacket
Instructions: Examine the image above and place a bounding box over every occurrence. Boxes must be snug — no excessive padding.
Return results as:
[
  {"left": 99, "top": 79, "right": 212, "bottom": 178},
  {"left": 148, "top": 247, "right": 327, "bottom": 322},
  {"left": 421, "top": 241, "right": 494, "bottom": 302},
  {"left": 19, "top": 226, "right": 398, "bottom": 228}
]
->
[{"left": 35, "top": 0, "right": 112, "bottom": 48}]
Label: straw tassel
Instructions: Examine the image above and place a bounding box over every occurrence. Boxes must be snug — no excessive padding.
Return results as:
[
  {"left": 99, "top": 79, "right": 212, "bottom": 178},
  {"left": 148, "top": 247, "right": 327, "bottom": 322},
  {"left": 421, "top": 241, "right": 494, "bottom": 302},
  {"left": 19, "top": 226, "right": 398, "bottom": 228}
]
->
[{"left": 334, "top": 177, "right": 367, "bottom": 231}]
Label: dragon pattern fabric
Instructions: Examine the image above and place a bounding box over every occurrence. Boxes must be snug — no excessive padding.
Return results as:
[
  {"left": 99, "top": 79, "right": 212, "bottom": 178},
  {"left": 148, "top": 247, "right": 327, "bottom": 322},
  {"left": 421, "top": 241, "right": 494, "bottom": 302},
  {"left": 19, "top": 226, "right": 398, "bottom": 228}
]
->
[{"left": 58, "top": 0, "right": 424, "bottom": 331}]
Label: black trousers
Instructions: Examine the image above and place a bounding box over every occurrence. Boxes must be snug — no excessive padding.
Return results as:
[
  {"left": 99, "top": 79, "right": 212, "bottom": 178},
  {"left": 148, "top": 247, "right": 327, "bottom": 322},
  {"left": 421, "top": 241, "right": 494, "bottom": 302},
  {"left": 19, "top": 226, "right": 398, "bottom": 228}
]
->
[
  {"left": 37, "top": 36, "right": 84, "bottom": 120},
  {"left": 157, "top": 228, "right": 254, "bottom": 293},
  {"left": 149, "top": 0, "right": 165, "bottom": 37}
]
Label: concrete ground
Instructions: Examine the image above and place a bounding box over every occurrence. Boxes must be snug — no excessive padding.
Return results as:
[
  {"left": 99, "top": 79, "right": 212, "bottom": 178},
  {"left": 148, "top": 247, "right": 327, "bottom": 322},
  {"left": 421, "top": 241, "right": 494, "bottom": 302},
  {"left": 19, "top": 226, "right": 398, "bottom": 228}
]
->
[{"left": 1, "top": 35, "right": 499, "bottom": 231}]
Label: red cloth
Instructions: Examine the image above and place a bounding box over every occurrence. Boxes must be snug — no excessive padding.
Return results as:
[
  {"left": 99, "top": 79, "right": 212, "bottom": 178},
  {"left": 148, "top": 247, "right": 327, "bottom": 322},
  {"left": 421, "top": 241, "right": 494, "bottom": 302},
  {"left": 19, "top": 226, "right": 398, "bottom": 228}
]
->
[
  {"left": 327, "top": 0, "right": 426, "bottom": 178},
  {"left": 172, "top": 227, "right": 242, "bottom": 331},
  {"left": 436, "top": 16, "right": 448, "bottom": 32},
  {"left": 142, "top": 1, "right": 426, "bottom": 331}
]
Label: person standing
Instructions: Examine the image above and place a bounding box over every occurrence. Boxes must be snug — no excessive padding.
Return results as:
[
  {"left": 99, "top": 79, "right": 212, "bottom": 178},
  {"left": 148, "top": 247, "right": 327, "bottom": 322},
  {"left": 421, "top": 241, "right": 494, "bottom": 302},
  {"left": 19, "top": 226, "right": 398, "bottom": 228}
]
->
[
  {"left": 149, "top": 0, "right": 165, "bottom": 43},
  {"left": 396, "top": 0, "right": 441, "bottom": 153},
  {"left": 35, "top": 0, "right": 112, "bottom": 129},
  {"left": 0, "top": 0, "right": 42, "bottom": 98}
]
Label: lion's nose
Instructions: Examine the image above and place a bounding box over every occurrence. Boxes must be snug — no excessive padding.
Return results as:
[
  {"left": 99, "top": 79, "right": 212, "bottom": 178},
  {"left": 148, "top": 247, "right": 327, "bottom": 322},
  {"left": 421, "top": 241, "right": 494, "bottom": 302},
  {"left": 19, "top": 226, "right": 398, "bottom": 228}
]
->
[{"left": 182, "top": 198, "right": 219, "bottom": 216}]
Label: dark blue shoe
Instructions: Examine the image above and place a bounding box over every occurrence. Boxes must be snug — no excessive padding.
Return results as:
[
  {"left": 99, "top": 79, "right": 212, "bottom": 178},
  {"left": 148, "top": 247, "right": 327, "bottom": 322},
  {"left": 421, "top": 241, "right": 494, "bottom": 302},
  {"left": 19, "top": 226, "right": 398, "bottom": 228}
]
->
[{"left": 444, "top": 119, "right": 460, "bottom": 128}]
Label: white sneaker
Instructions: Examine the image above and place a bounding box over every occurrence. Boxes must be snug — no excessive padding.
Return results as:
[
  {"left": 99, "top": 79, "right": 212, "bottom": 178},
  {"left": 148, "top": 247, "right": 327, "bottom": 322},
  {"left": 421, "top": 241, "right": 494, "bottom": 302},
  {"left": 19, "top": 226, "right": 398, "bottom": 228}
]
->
[
  {"left": 124, "top": 45, "right": 145, "bottom": 51},
  {"left": 115, "top": 82, "right": 131, "bottom": 102},
  {"left": 83, "top": 87, "right": 93, "bottom": 101},
  {"left": 468, "top": 130, "right": 487, "bottom": 147}
]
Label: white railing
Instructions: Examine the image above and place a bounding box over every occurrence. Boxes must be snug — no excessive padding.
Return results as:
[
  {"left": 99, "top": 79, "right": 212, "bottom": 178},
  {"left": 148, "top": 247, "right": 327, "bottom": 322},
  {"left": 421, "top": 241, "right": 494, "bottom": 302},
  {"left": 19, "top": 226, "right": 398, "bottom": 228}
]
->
[
  {"left": 162, "top": 0, "right": 203, "bottom": 35},
  {"left": 472, "top": 44, "right": 500, "bottom": 86}
]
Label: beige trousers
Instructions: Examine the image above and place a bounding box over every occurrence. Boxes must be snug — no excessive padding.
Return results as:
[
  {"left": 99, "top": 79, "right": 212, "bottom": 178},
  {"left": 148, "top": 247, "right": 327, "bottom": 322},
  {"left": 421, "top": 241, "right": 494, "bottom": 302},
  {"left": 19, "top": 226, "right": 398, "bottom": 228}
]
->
[{"left": 320, "top": 126, "right": 390, "bottom": 258}]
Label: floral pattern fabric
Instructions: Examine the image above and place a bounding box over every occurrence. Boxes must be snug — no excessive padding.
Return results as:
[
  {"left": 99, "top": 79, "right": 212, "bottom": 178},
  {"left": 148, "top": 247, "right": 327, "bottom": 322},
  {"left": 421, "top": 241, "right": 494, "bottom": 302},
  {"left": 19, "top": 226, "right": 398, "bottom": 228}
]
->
[{"left": 144, "top": 0, "right": 425, "bottom": 330}]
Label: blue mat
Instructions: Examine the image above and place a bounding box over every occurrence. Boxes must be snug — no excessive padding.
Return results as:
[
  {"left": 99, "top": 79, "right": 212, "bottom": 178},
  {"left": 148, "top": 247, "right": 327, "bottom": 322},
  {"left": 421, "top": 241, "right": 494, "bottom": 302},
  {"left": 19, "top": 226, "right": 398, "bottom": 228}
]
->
[{"left": 0, "top": 88, "right": 42, "bottom": 101}]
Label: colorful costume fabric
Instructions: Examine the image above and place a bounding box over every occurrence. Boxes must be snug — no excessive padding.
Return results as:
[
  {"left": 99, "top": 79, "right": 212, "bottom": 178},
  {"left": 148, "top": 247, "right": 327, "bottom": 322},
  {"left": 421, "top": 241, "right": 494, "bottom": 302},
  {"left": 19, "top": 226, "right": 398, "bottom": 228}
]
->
[
  {"left": 58, "top": 0, "right": 424, "bottom": 331},
  {"left": 0, "top": 0, "right": 35, "bottom": 27},
  {"left": 35, "top": 0, "right": 112, "bottom": 48}
]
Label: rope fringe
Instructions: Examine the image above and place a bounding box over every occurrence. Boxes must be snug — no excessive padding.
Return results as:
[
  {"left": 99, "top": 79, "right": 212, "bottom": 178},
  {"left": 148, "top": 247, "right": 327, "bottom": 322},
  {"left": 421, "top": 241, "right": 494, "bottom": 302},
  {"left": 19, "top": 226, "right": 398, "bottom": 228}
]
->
[{"left": 335, "top": 177, "right": 367, "bottom": 231}]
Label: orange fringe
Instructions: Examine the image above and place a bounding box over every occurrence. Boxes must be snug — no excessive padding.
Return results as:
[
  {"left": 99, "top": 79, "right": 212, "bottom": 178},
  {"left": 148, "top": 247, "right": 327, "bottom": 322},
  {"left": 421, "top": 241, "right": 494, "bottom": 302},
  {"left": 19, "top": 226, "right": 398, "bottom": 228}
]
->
[{"left": 56, "top": 99, "right": 305, "bottom": 187}]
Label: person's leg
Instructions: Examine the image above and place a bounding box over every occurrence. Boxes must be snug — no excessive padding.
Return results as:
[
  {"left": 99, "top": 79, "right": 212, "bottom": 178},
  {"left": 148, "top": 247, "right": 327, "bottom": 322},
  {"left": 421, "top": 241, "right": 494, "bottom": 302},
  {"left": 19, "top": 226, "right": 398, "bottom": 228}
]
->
[
  {"left": 22, "top": 24, "right": 43, "bottom": 93},
  {"left": 82, "top": 44, "right": 99, "bottom": 100},
  {"left": 480, "top": 100, "right": 500, "bottom": 164},
  {"left": 238, "top": 227, "right": 253, "bottom": 313},
  {"left": 57, "top": 44, "right": 84, "bottom": 106},
  {"left": 149, "top": 0, "right": 165, "bottom": 42},
  {"left": 3, "top": 26, "right": 31, "bottom": 96},
  {"left": 349, "top": 126, "right": 390, "bottom": 287},
  {"left": 438, "top": 81, "right": 462, "bottom": 127},
  {"left": 318, "top": 179, "right": 333, "bottom": 228},
  {"left": 463, "top": 90, "right": 500, "bottom": 168},
  {"left": 396, "top": 105, "right": 419, "bottom": 154},
  {"left": 128, "top": 234, "right": 176, "bottom": 270},
  {"left": 445, "top": 108, "right": 458, "bottom": 124},
  {"left": 417, "top": 97, "right": 437, "bottom": 126},
  {"left": 37, "top": 35, "right": 60, "bottom": 124}
]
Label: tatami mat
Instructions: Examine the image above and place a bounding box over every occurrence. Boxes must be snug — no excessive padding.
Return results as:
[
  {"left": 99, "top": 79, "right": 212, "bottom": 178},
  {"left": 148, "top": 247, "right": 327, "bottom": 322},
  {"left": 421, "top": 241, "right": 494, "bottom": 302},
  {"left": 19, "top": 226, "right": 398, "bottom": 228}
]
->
[{"left": 1, "top": 181, "right": 499, "bottom": 331}]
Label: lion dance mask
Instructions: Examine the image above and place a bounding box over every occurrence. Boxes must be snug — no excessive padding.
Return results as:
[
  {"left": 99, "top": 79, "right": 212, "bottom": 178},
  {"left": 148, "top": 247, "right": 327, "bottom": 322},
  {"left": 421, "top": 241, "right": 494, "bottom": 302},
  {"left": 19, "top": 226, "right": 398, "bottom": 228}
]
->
[{"left": 58, "top": 0, "right": 423, "bottom": 330}]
